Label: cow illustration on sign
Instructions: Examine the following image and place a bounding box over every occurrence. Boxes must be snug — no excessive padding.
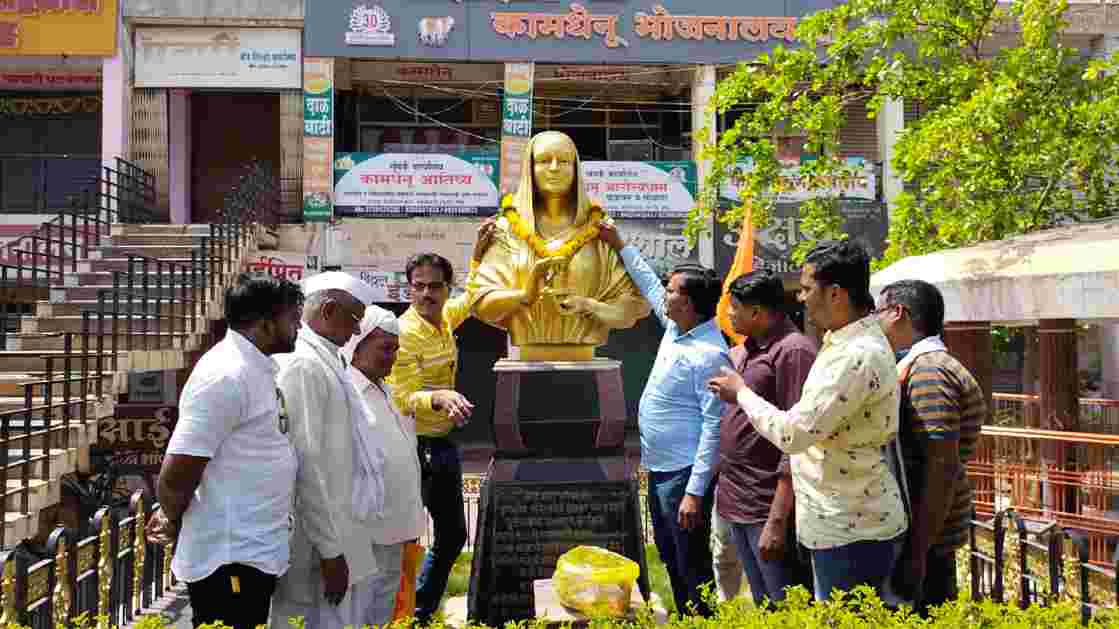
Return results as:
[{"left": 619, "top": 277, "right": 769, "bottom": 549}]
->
[{"left": 419, "top": 16, "right": 454, "bottom": 47}]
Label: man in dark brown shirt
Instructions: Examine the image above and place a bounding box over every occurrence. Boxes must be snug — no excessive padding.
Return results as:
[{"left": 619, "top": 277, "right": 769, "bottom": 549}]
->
[{"left": 718, "top": 269, "right": 817, "bottom": 605}]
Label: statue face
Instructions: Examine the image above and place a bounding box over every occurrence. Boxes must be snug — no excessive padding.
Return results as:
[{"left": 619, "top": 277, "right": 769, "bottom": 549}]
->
[{"left": 531, "top": 134, "right": 577, "bottom": 197}]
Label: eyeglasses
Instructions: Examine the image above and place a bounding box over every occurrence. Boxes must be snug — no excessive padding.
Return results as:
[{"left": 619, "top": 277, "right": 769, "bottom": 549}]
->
[{"left": 410, "top": 281, "right": 448, "bottom": 293}]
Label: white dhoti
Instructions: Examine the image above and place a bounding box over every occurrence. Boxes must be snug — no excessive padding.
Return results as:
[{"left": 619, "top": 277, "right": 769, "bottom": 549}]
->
[{"left": 270, "top": 543, "right": 404, "bottom": 629}]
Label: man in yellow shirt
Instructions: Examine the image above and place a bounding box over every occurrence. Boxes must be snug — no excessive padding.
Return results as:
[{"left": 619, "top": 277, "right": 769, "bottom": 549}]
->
[{"left": 388, "top": 221, "right": 494, "bottom": 623}]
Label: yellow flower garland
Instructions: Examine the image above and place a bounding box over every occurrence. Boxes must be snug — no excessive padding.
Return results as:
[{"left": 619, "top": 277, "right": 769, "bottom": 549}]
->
[{"left": 497, "top": 193, "right": 608, "bottom": 260}]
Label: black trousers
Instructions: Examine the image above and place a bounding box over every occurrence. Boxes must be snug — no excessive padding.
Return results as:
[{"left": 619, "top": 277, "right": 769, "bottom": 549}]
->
[{"left": 186, "top": 563, "right": 277, "bottom": 629}]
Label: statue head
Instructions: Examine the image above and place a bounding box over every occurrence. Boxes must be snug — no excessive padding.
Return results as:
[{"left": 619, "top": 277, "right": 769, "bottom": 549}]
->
[{"left": 511, "top": 131, "right": 595, "bottom": 233}]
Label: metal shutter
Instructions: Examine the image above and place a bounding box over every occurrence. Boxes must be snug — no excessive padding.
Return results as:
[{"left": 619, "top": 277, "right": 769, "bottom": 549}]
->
[
  {"left": 839, "top": 98, "right": 878, "bottom": 161},
  {"left": 130, "top": 88, "right": 169, "bottom": 216},
  {"left": 280, "top": 89, "right": 303, "bottom": 222}
]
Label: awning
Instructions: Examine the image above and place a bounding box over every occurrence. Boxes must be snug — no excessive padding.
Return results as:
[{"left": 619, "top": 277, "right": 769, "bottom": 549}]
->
[{"left": 869, "top": 219, "right": 1119, "bottom": 323}]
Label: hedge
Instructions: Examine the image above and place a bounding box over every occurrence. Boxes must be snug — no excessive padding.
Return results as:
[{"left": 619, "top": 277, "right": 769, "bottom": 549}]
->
[{"left": 91, "top": 586, "right": 1119, "bottom": 629}]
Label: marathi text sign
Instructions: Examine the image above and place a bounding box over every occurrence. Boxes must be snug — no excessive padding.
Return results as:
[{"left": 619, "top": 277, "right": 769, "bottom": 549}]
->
[
  {"left": 615, "top": 217, "right": 698, "bottom": 278},
  {"left": 334, "top": 153, "right": 501, "bottom": 218},
  {"left": 304, "top": 0, "right": 827, "bottom": 64},
  {"left": 303, "top": 57, "right": 334, "bottom": 223},
  {"left": 243, "top": 252, "right": 308, "bottom": 282},
  {"left": 583, "top": 161, "right": 696, "bottom": 218},
  {"left": 720, "top": 160, "right": 878, "bottom": 204},
  {"left": 500, "top": 62, "right": 534, "bottom": 195},
  {"left": 327, "top": 219, "right": 480, "bottom": 303},
  {"left": 135, "top": 27, "right": 302, "bottom": 89},
  {"left": 0, "top": 0, "right": 117, "bottom": 56},
  {"left": 714, "top": 200, "right": 889, "bottom": 278}
]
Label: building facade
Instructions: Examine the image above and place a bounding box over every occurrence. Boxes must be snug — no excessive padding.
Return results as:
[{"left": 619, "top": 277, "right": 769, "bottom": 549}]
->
[{"left": 0, "top": 1, "right": 119, "bottom": 237}]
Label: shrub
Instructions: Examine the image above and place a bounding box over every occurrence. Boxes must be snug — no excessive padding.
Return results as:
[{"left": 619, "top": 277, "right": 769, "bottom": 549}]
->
[{"left": 86, "top": 586, "right": 1119, "bottom": 629}]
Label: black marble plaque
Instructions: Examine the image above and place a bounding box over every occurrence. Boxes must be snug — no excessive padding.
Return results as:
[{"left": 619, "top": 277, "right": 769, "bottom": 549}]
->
[{"left": 468, "top": 478, "right": 649, "bottom": 626}]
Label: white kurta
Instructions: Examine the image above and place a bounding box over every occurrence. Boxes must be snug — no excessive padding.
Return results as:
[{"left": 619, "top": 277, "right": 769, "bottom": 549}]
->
[
  {"left": 270, "top": 328, "right": 383, "bottom": 629},
  {"left": 349, "top": 369, "right": 426, "bottom": 546}
]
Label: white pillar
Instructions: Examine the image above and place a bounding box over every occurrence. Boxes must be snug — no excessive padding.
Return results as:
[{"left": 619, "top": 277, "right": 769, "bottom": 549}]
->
[
  {"left": 168, "top": 89, "right": 191, "bottom": 224},
  {"left": 692, "top": 64, "right": 717, "bottom": 270},
  {"left": 876, "top": 97, "right": 905, "bottom": 213}
]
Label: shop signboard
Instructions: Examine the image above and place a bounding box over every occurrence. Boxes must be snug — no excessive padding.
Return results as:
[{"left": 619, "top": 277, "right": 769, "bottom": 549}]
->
[
  {"left": 304, "top": 57, "right": 335, "bottom": 223},
  {"left": 135, "top": 27, "right": 302, "bottom": 89},
  {"left": 615, "top": 217, "right": 698, "bottom": 278},
  {"left": 0, "top": 0, "right": 117, "bottom": 56},
  {"left": 500, "top": 62, "right": 534, "bottom": 195},
  {"left": 720, "top": 159, "right": 878, "bottom": 204},
  {"left": 304, "top": 0, "right": 829, "bottom": 64},
  {"left": 583, "top": 161, "right": 696, "bottom": 218},
  {"left": 0, "top": 65, "right": 100, "bottom": 90},
  {"left": 243, "top": 252, "right": 309, "bottom": 282},
  {"left": 334, "top": 152, "right": 501, "bottom": 217},
  {"left": 714, "top": 199, "right": 889, "bottom": 279},
  {"left": 327, "top": 218, "right": 480, "bottom": 303}
]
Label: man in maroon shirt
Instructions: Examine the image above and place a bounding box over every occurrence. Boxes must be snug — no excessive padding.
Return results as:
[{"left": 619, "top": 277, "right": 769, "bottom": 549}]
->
[{"left": 718, "top": 269, "right": 817, "bottom": 605}]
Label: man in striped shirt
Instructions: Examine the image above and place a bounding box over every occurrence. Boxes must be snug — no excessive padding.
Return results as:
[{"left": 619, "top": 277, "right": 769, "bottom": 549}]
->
[
  {"left": 876, "top": 279, "right": 984, "bottom": 615},
  {"left": 387, "top": 221, "right": 495, "bottom": 624}
]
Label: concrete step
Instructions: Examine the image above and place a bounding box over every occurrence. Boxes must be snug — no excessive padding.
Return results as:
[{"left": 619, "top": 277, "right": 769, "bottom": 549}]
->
[
  {"left": 111, "top": 224, "right": 213, "bottom": 237},
  {"left": 8, "top": 332, "right": 193, "bottom": 352},
  {"left": 22, "top": 315, "right": 199, "bottom": 336},
  {"left": 109, "top": 234, "right": 211, "bottom": 247},
  {"left": 36, "top": 300, "right": 186, "bottom": 318},
  {"left": 0, "top": 419, "right": 97, "bottom": 467},
  {"left": 0, "top": 395, "right": 113, "bottom": 421},
  {"left": 54, "top": 272, "right": 206, "bottom": 289},
  {"left": 4, "top": 510, "right": 34, "bottom": 544},
  {"left": 53, "top": 284, "right": 211, "bottom": 302},
  {"left": 4, "top": 447, "right": 80, "bottom": 480},
  {"left": 0, "top": 351, "right": 121, "bottom": 373},
  {"left": 0, "top": 373, "right": 117, "bottom": 397},
  {"left": 90, "top": 245, "right": 202, "bottom": 260},
  {"left": 82, "top": 258, "right": 197, "bottom": 274}
]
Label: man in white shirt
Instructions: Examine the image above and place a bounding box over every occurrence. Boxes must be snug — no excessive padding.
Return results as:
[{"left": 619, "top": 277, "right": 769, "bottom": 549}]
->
[
  {"left": 270, "top": 271, "right": 385, "bottom": 629},
  {"left": 709, "top": 241, "right": 906, "bottom": 601},
  {"left": 341, "top": 306, "right": 426, "bottom": 627},
  {"left": 146, "top": 273, "right": 303, "bottom": 629}
]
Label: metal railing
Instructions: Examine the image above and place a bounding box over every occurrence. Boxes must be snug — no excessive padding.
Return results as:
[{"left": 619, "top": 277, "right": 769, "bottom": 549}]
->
[
  {"left": 0, "top": 492, "right": 173, "bottom": 629},
  {"left": 992, "top": 392, "right": 1119, "bottom": 433},
  {"left": 970, "top": 425, "right": 1119, "bottom": 566},
  {"left": 0, "top": 157, "right": 272, "bottom": 554},
  {"left": 968, "top": 509, "right": 1119, "bottom": 624}
]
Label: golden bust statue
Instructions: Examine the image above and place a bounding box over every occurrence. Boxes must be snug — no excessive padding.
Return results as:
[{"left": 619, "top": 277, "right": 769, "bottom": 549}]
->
[{"left": 469, "top": 131, "right": 650, "bottom": 361}]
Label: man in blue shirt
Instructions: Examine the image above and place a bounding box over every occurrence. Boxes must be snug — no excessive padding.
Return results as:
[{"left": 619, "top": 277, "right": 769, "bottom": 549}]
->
[{"left": 599, "top": 222, "right": 728, "bottom": 615}]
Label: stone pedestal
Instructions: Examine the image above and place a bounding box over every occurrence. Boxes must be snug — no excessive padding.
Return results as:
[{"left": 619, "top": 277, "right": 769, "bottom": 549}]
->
[
  {"left": 492, "top": 359, "right": 627, "bottom": 457},
  {"left": 468, "top": 359, "right": 649, "bottom": 626}
]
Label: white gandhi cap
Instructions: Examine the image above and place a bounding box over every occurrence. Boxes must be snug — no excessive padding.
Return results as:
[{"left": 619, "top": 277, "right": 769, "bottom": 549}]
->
[{"left": 301, "top": 271, "right": 378, "bottom": 306}]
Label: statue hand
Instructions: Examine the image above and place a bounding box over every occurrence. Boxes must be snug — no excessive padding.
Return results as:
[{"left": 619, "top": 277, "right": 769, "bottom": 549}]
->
[
  {"left": 555, "top": 294, "right": 597, "bottom": 317},
  {"left": 596, "top": 220, "right": 625, "bottom": 251},
  {"left": 524, "top": 257, "right": 567, "bottom": 304},
  {"left": 472, "top": 216, "right": 499, "bottom": 262}
]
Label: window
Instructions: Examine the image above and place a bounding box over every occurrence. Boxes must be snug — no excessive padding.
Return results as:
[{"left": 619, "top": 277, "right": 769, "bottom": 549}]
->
[{"left": 0, "top": 113, "right": 100, "bottom": 213}]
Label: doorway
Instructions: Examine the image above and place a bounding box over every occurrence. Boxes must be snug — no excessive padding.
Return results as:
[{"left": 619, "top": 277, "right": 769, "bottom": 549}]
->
[{"left": 190, "top": 93, "right": 280, "bottom": 224}]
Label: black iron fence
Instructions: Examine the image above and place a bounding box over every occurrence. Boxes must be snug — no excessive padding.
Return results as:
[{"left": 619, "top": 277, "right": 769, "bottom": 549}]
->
[
  {"left": 967, "top": 509, "right": 1119, "bottom": 624},
  {"left": 0, "top": 492, "right": 172, "bottom": 629}
]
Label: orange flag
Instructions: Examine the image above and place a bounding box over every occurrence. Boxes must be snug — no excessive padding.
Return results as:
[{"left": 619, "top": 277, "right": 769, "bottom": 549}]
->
[{"left": 716, "top": 204, "right": 754, "bottom": 345}]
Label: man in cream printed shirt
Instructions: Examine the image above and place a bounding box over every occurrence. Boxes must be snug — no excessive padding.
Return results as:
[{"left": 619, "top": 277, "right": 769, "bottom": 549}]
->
[{"left": 709, "top": 240, "right": 906, "bottom": 601}]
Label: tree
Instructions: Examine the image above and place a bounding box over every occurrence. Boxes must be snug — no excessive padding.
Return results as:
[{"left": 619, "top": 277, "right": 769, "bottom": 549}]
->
[{"left": 690, "top": 0, "right": 1119, "bottom": 269}]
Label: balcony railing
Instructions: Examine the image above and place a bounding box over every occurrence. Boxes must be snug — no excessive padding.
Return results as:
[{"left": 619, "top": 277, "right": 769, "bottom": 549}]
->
[{"left": 992, "top": 392, "right": 1119, "bottom": 433}]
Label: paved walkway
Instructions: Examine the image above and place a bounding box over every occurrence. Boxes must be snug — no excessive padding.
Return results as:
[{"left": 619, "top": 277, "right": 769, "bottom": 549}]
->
[{"left": 130, "top": 583, "right": 192, "bottom": 629}]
